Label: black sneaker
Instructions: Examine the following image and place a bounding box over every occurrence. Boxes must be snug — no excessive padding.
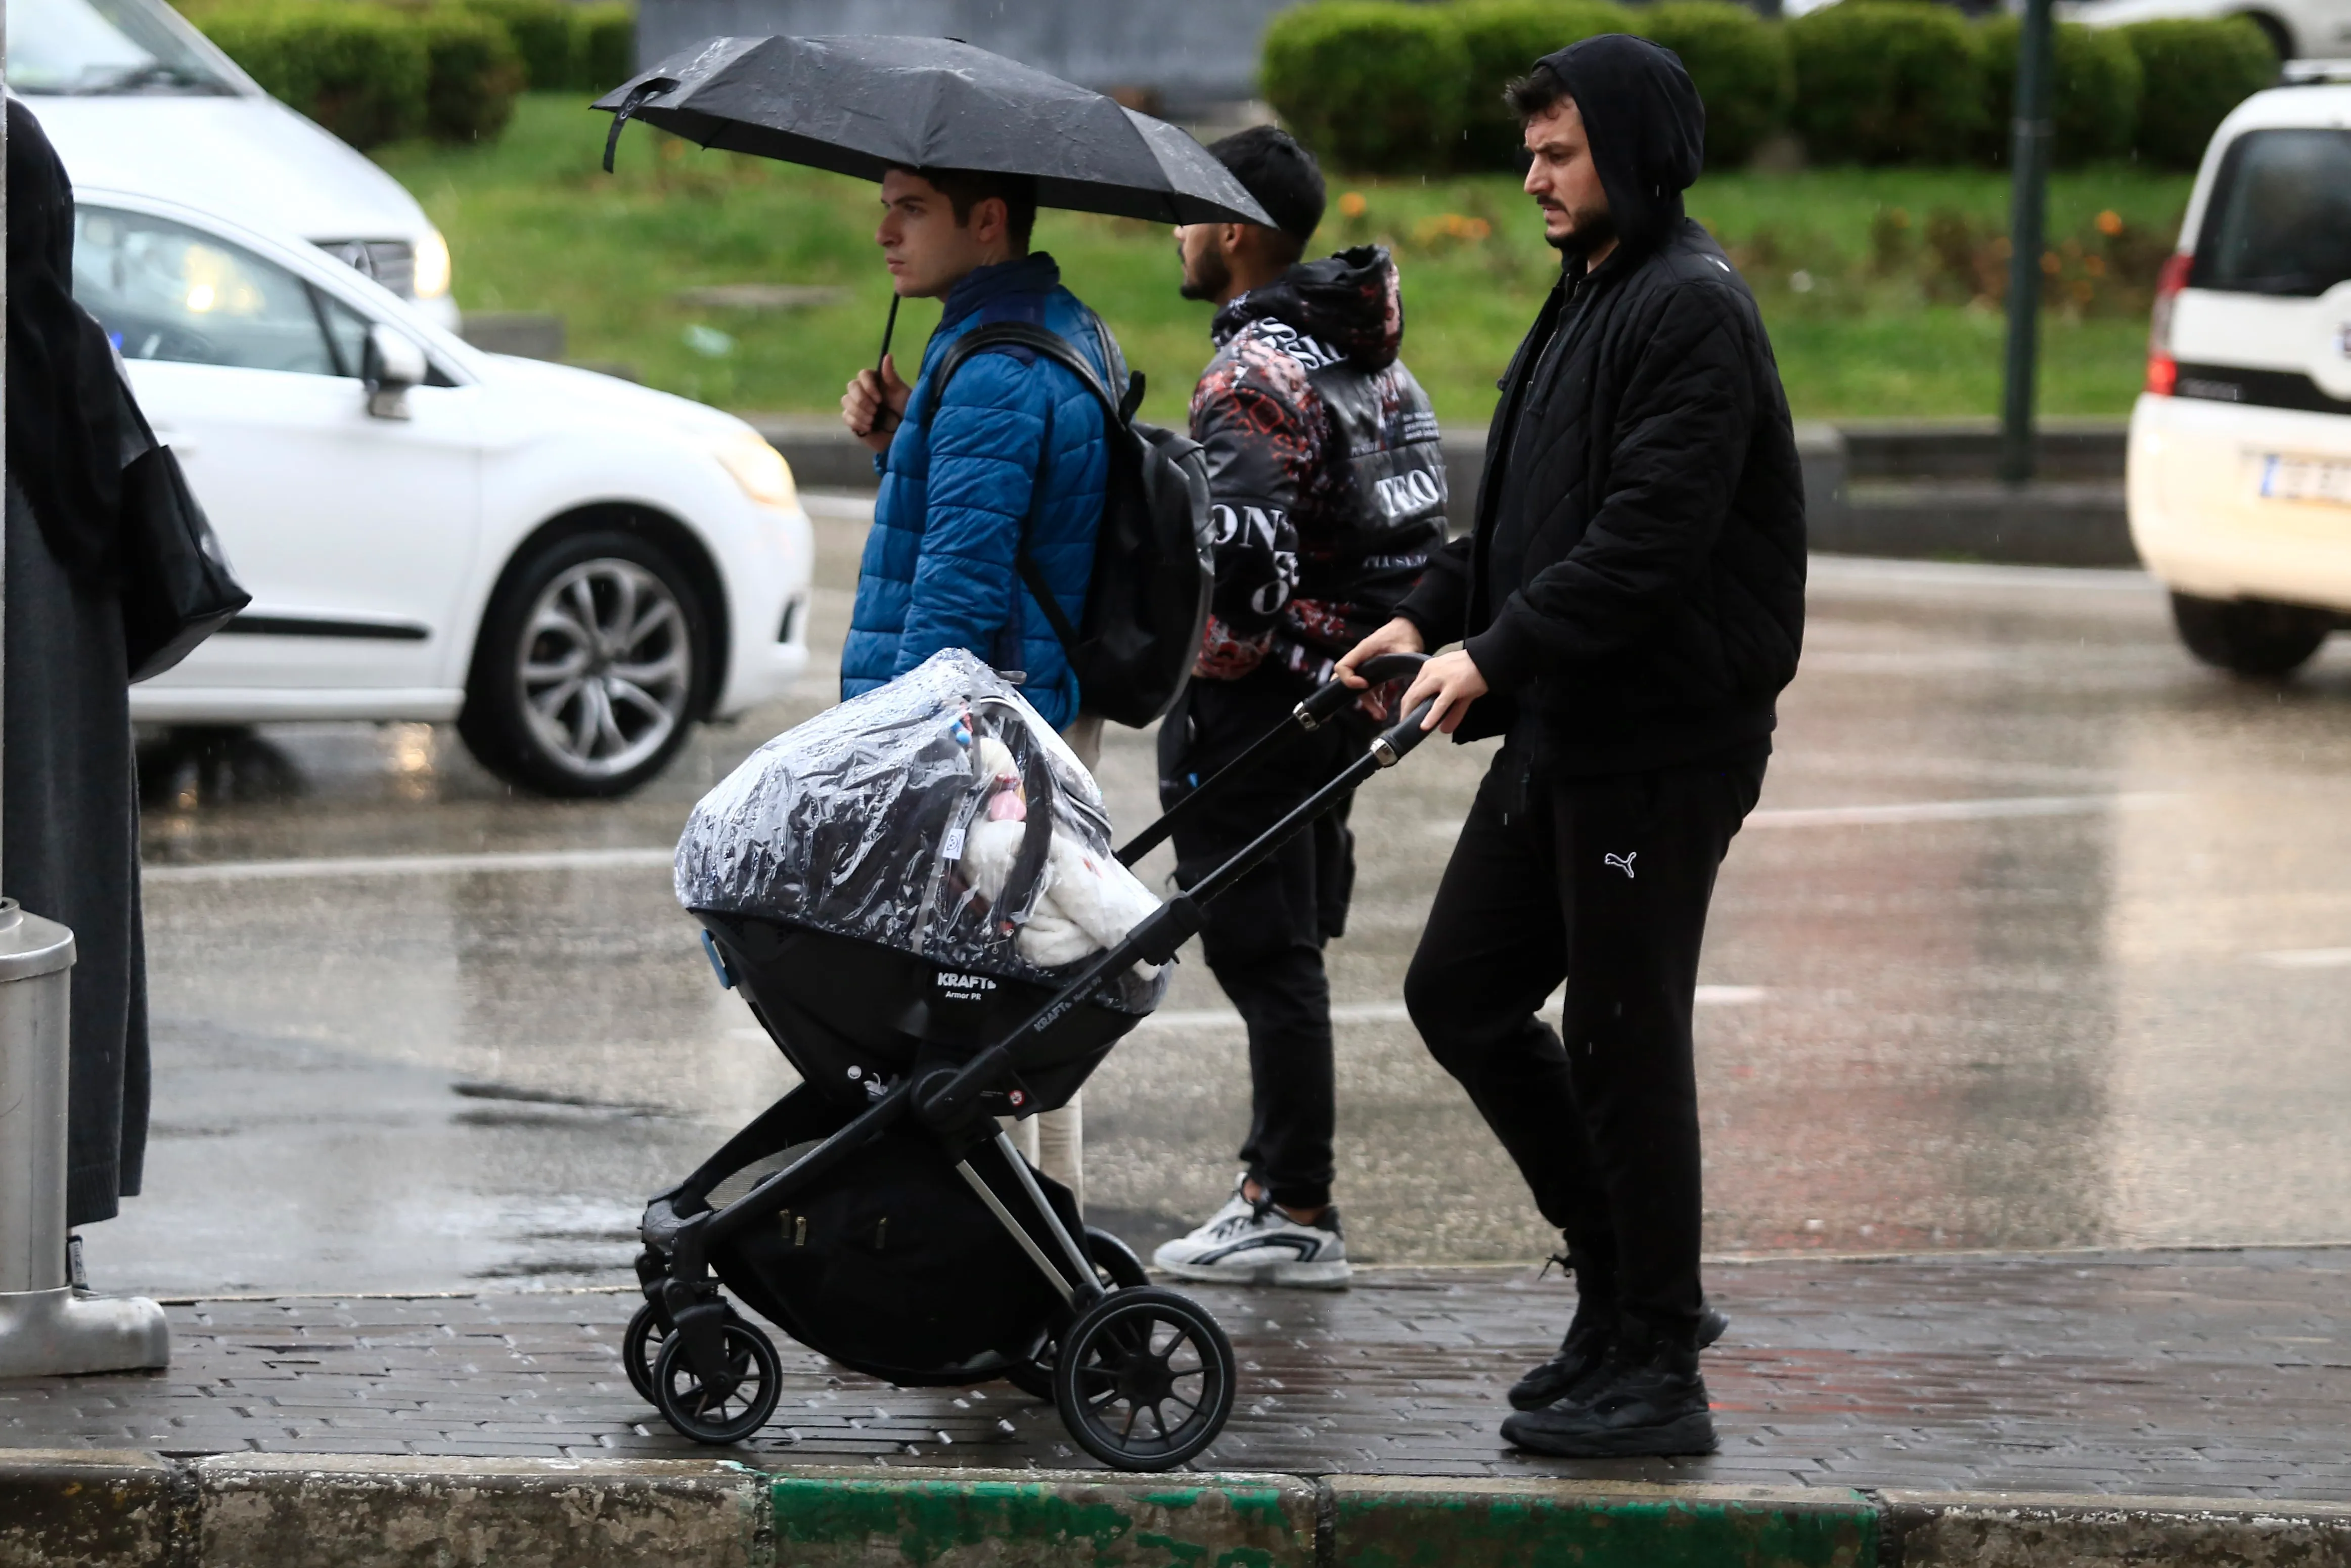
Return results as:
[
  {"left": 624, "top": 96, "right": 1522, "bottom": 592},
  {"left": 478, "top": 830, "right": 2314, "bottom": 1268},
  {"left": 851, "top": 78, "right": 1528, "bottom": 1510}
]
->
[
  {"left": 1500, "top": 1338, "right": 1719, "bottom": 1458},
  {"left": 1508, "top": 1298, "right": 1730, "bottom": 1412}
]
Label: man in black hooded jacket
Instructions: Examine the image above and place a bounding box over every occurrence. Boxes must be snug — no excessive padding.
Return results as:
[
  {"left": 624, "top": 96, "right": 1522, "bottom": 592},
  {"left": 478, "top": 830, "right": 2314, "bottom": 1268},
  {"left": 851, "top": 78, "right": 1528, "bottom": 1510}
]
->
[
  {"left": 1340, "top": 36, "right": 1805, "bottom": 1456},
  {"left": 1151, "top": 127, "right": 1449, "bottom": 1289}
]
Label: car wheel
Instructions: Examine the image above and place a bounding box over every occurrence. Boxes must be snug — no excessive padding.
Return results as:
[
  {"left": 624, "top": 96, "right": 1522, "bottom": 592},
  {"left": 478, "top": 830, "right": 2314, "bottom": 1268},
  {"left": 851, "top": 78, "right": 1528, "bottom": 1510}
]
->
[
  {"left": 460, "top": 531, "right": 708, "bottom": 797},
  {"left": 2170, "top": 592, "right": 2333, "bottom": 678}
]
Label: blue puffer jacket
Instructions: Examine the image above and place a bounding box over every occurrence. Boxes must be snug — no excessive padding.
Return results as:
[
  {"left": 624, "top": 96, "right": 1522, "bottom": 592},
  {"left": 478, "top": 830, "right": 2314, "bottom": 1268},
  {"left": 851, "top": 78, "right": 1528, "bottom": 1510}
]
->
[{"left": 841, "top": 253, "right": 1114, "bottom": 731}]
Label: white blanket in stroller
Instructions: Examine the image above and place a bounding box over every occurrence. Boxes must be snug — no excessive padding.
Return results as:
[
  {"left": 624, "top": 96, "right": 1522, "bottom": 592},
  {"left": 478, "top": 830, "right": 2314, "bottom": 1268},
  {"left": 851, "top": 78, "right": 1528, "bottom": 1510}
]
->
[{"left": 958, "top": 736, "right": 1161, "bottom": 969}]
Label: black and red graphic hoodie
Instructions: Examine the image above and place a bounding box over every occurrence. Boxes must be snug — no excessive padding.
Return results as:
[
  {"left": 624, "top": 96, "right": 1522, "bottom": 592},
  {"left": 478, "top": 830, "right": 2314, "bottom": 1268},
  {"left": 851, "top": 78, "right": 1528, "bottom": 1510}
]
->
[{"left": 1188, "top": 245, "right": 1449, "bottom": 686}]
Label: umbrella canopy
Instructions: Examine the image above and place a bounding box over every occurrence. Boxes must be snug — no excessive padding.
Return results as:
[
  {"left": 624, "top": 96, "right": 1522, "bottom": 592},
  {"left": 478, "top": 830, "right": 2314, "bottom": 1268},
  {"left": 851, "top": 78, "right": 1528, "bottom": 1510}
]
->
[{"left": 593, "top": 34, "right": 1273, "bottom": 228}]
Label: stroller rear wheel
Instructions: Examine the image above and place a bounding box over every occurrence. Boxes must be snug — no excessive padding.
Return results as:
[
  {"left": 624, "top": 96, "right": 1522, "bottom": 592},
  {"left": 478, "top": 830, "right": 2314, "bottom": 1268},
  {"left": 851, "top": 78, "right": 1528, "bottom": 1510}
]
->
[
  {"left": 652, "top": 1316, "right": 782, "bottom": 1444},
  {"left": 622, "top": 1299, "right": 669, "bottom": 1404},
  {"left": 1005, "top": 1227, "right": 1149, "bottom": 1400},
  {"left": 1052, "top": 1286, "right": 1236, "bottom": 1471}
]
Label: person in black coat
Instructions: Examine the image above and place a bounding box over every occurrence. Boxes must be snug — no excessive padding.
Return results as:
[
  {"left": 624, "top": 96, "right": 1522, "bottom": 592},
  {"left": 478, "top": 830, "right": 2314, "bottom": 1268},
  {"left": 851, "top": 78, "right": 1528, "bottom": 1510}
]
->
[
  {"left": 5, "top": 98, "right": 152, "bottom": 1242},
  {"left": 1339, "top": 35, "right": 1806, "bottom": 1457}
]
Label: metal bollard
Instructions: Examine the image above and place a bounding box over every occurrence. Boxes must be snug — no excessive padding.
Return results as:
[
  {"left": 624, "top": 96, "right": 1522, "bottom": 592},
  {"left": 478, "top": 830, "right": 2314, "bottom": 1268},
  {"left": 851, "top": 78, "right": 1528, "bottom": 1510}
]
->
[{"left": 0, "top": 899, "right": 168, "bottom": 1378}]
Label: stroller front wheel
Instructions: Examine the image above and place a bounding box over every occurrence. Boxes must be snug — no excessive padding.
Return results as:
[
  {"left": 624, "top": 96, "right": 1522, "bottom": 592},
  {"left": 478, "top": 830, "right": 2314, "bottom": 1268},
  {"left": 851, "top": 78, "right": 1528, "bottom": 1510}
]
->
[
  {"left": 652, "top": 1316, "right": 782, "bottom": 1444},
  {"left": 1052, "top": 1286, "right": 1236, "bottom": 1471},
  {"left": 622, "top": 1299, "right": 669, "bottom": 1405}
]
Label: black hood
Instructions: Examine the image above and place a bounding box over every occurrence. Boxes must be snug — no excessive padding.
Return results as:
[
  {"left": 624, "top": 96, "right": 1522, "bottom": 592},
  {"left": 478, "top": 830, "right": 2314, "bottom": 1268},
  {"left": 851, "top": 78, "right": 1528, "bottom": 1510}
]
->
[
  {"left": 1539, "top": 34, "right": 1705, "bottom": 257},
  {"left": 1213, "top": 244, "right": 1403, "bottom": 371},
  {"left": 6, "top": 98, "right": 126, "bottom": 585}
]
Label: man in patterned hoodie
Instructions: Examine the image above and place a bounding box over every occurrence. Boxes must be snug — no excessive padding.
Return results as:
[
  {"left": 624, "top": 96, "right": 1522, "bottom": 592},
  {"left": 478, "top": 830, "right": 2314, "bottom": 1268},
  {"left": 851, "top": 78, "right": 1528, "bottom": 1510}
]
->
[{"left": 1151, "top": 127, "right": 1448, "bottom": 1288}]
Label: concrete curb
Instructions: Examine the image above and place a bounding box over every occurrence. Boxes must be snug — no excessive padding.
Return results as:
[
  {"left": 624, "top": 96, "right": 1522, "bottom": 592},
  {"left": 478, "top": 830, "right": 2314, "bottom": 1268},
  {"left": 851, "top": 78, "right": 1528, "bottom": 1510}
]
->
[
  {"left": 751, "top": 416, "right": 2141, "bottom": 568},
  {"left": 8, "top": 1450, "right": 2351, "bottom": 1566},
  {"left": 1328, "top": 1475, "right": 1877, "bottom": 1566},
  {"left": 1882, "top": 1490, "right": 2351, "bottom": 1567},
  {"left": 1822, "top": 480, "right": 2135, "bottom": 567}
]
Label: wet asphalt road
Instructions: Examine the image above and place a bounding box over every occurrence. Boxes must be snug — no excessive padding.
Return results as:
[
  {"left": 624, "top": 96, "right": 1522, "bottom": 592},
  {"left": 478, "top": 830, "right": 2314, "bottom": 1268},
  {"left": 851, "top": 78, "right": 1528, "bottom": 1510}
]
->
[{"left": 84, "top": 497, "right": 2351, "bottom": 1296}]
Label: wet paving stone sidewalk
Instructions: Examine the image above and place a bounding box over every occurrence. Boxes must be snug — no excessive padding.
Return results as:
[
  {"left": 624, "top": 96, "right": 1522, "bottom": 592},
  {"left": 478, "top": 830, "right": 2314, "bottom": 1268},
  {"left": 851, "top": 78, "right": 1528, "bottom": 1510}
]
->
[{"left": 4, "top": 1248, "right": 2346, "bottom": 1500}]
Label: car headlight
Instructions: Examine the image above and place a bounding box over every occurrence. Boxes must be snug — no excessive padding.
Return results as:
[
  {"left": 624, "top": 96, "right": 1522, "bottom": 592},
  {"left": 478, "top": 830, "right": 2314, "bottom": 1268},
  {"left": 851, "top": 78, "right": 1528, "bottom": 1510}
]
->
[
  {"left": 414, "top": 229, "right": 451, "bottom": 299},
  {"left": 713, "top": 429, "right": 799, "bottom": 511}
]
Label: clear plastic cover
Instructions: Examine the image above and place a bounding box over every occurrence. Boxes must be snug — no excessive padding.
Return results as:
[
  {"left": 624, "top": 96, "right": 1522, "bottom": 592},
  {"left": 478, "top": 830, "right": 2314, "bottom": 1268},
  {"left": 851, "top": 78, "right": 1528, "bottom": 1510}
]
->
[{"left": 675, "top": 649, "right": 1167, "bottom": 1012}]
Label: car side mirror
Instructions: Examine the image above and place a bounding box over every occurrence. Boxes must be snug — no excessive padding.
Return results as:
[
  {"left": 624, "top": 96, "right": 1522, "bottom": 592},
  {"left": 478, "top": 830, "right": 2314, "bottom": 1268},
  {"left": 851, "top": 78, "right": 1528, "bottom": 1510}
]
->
[{"left": 363, "top": 323, "right": 428, "bottom": 419}]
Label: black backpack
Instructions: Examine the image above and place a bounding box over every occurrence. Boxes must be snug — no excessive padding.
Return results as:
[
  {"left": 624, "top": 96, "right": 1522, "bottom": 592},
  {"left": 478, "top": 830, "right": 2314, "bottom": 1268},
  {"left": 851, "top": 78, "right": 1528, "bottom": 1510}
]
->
[{"left": 931, "top": 320, "right": 1213, "bottom": 729}]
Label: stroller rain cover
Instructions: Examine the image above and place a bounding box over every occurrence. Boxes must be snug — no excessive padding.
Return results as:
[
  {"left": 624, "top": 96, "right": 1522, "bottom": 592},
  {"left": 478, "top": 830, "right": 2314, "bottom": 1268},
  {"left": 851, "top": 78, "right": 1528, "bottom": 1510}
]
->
[{"left": 675, "top": 649, "right": 1168, "bottom": 1014}]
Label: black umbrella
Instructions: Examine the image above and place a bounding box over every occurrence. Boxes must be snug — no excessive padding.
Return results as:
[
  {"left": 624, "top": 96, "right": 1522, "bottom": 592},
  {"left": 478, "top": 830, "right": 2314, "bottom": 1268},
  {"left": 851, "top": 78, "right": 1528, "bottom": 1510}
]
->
[{"left": 594, "top": 35, "right": 1272, "bottom": 227}]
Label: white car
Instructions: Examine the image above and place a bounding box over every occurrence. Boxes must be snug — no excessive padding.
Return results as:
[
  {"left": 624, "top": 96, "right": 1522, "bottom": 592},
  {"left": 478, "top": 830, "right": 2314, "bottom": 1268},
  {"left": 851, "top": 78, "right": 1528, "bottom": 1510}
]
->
[
  {"left": 74, "top": 188, "right": 814, "bottom": 796},
  {"left": 2129, "top": 65, "right": 2351, "bottom": 675},
  {"left": 2061, "top": 0, "right": 2351, "bottom": 58},
  {"left": 13, "top": 0, "right": 460, "bottom": 329}
]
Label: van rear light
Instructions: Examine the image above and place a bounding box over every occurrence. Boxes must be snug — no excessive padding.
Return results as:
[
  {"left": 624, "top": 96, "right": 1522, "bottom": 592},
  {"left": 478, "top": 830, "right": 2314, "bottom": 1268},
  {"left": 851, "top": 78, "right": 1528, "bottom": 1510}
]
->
[{"left": 2146, "top": 252, "right": 2192, "bottom": 396}]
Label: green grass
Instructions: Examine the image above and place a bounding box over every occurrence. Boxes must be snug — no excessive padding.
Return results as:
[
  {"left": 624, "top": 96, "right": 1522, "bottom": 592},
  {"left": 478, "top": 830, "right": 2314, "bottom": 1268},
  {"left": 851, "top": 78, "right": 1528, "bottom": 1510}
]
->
[{"left": 376, "top": 95, "right": 2193, "bottom": 427}]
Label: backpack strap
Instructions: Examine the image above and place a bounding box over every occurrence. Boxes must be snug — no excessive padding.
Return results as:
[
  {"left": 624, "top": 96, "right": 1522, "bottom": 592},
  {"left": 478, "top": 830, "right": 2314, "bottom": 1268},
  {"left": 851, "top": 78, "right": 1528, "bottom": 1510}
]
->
[
  {"left": 930, "top": 321, "right": 1125, "bottom": 657},
  {"left": 932, "top": 321, "right": 1123, "bottom": 428}
]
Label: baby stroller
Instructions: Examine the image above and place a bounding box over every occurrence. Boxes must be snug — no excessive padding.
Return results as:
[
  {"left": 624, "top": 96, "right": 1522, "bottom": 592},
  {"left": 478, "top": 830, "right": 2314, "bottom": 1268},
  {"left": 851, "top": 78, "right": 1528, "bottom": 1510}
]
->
[{"left": 624, "top": 648, "right": 1434, "bottom": 1470}]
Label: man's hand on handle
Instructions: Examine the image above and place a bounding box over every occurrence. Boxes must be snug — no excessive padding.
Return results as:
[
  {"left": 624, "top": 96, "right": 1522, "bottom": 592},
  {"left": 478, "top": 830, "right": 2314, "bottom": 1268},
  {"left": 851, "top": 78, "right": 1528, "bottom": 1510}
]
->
[
  {"left": 1340, "top": 618, "right": 1488, "bottom": 734},
  {"left": 842, "top": 353, "right": 911, "bottom": 454},
  {"left": 1337, "top": 617, "right": 1425, "bottom": 685},
  {"left": 1400, "top": 650, "right": 1488, "bottom": 734}
]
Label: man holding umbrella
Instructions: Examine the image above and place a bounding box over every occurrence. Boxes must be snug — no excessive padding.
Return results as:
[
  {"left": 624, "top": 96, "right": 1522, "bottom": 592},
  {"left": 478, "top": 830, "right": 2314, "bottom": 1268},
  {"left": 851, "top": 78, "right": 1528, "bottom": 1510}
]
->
[
  {"left": 597, "top": 35, "right": 1275, "bottom": 778},
  {"left": 836, "top": 167, "right": 1115, "bottom": 761},
  {"left": 1339, "top": 37, "right": 1805, "bottom": 1456},
  {"left": 832, "top": 165, "right": 1118, "bottom": 1200}
]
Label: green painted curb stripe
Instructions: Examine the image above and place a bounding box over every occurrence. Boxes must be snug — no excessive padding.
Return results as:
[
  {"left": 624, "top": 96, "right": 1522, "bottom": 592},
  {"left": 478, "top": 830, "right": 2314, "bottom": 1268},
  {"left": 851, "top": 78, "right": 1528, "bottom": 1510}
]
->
[
  {"left": 771, "top": 1473, "right": 1877, "bottom": 1568},
  {"left": 771, "top": 1474, "right": 1312, "bottom": 1566},
  {"left": 1330, "top": 1488, "right": 1879, "bottom": 1568}
]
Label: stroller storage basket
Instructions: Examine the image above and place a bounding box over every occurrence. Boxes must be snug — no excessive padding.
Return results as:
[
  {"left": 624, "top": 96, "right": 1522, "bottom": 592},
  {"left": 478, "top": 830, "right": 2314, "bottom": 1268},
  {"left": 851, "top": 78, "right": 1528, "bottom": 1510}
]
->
[{"left": 632, "top": 652, "right": 1436, "bottom": 1470}]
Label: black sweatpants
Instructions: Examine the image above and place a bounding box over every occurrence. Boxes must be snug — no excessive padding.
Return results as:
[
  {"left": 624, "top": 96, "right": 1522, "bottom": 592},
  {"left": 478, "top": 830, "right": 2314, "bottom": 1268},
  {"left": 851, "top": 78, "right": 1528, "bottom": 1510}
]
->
[
  {"left": 1404, "top": 741, "right": 1768, "bottom": 1344},
  {"left": 1160, "top": 667, "right": 1361, "bottom": 1213}
]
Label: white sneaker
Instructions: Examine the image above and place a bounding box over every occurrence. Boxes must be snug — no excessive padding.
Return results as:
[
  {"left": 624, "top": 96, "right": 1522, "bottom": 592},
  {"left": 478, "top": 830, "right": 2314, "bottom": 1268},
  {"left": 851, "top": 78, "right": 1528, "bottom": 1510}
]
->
[{"left": 1152, "top": 1177, "right": 1352, "bottom": 1288}]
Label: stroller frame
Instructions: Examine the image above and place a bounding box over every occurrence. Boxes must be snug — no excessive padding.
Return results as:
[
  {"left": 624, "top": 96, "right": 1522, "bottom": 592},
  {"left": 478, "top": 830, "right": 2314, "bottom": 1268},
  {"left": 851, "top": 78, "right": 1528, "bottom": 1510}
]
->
[{"left": 630, "top": 655, "right": 1435, "bottom": 1469}]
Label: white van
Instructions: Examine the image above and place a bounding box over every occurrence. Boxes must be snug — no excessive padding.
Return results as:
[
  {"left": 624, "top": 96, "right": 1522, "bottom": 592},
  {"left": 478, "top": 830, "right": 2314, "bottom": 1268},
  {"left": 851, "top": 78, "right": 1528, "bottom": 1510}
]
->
[
  {"left": 2128, "top": 64, "right": 2351, "bottom": 673},
  {"left": 10, "top": 0, "right": 459, "bottom": 329}
]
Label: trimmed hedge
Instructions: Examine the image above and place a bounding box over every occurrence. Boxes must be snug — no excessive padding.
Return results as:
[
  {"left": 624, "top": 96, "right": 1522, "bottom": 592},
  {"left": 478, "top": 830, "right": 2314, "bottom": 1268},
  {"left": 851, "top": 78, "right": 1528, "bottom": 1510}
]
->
[
  {"left": 465, "top": 0, "right": 576, "bottom": 89},
  {"left": 1262, "top": 2, "right": 1471, "bottom": 172},
  {"left": 1974, "top": 16, "right": 2141, "bottom": 166},
  {"left": 1452, "top": 0, "right": 1632, "bottom": 168},
  {"left": 1638, "top": 1, "right": 1792, "bottom": 169},
  {"left": 2122, "top": 16, "right": 2277, "bottom": 168},
  {"left": 1258, "top": 0, "right": 2280, "bottom": 173},
  {"left": 418, "top": 6, "right": 523, "bottom": 142},
  {"left": 451, "top": 0, "right": 633, "bottom": 93},
  {"left": 193, "top": 0, "right": 634, "bottom": 147},
  {"left": 199, "top": 2, "right": 428, "bottom": 148},
  {"left": 1787, "top": 1, "right": 1985, "bottom": 164},
  {"left": 577, "top": 1, "right": 636, "bottom": 93}
]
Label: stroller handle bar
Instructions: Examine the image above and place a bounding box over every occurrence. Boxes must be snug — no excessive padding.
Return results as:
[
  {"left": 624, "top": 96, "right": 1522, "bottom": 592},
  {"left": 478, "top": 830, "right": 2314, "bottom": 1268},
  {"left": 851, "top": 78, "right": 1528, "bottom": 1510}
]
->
[
  {"left": 1114, "top": 652, "right": 1429, "bottom": 867},
  {"left": 918, "top": 688, "right": 1440, "bottom": 1134}
]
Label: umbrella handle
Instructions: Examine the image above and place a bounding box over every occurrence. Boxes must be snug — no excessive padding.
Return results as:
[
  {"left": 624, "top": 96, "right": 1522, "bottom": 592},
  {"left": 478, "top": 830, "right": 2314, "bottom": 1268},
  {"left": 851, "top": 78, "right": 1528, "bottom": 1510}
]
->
[
  {"left": 602, "top": 78, "right": 675, "bottom": 174},
  {"left": 867, "top": 295, "right": 902, "bottom": 438},
  {"left": 876, "top": 294, "right": 900, "bottom": 376}
]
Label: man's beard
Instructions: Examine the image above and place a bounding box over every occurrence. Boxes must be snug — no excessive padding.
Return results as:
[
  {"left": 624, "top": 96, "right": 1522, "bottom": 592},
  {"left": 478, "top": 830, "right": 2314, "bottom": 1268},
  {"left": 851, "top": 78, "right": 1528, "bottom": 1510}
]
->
[
  {"left": 1546, "top": 204, "right": 1617, "bottom": 259},
  {"left": 1180, "top": 234, "right": 1233, "bottom": 301}
]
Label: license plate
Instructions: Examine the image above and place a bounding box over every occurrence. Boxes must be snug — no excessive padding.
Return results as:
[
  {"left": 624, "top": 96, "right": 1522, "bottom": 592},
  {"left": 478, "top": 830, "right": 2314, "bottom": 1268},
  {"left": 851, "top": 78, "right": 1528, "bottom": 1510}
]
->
[{"left": 2255, "top": 452, "right": 2351, "bottom": 507}]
